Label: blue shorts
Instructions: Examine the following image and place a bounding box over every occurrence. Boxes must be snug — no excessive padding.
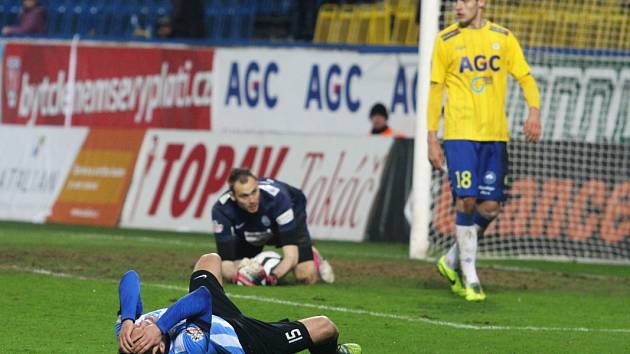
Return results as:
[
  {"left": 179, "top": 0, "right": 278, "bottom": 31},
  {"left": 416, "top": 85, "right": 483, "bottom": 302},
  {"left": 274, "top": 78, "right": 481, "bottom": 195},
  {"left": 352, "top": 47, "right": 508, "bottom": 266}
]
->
[{"left": 443, "top": 140, "right": 508, "bottom": 201}]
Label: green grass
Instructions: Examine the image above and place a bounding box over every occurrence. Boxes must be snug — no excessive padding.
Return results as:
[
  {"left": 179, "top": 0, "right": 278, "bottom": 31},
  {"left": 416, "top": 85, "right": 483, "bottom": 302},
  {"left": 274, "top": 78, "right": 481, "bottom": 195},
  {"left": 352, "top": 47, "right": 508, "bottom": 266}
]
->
[{"left": 1, "top": 222, "right": 629, "bottom": 353}]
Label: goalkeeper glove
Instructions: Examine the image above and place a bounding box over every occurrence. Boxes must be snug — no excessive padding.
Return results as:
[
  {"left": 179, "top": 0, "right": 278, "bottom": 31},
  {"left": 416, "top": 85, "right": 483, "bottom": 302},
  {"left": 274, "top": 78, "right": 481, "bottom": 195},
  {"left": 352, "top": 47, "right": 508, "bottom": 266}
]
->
[
  {"left": 232, "top": 272, "right": 257, "bottom": 287},
  {"left": 233, "top": 257, "right": 264, "bottom": 286},
  {"left": 263, "top": 272, "right": 278, "bottom": 286}
]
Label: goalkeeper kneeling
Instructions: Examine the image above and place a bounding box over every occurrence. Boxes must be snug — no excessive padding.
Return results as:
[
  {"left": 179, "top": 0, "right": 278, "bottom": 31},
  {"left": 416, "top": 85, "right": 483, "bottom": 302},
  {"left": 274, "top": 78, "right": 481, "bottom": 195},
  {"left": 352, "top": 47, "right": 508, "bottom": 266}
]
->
[{"left": 212, "top": 168, "right": 334, "bottom": 286}]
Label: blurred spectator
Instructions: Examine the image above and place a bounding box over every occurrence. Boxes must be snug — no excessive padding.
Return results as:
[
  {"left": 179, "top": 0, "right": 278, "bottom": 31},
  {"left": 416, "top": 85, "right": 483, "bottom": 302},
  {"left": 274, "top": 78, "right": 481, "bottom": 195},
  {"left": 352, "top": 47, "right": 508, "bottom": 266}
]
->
[
  {"left": 1, "top": 0, "right": 47, "bottom": 36},
  {"left": 155, "top": 16, "right": 173, "bottom": 38},
  {"left": 369, "top": 103, "right": 395, "bottom": 136},
  {"left": 170, "top": 0, "right": 205, "bottom": 38}
]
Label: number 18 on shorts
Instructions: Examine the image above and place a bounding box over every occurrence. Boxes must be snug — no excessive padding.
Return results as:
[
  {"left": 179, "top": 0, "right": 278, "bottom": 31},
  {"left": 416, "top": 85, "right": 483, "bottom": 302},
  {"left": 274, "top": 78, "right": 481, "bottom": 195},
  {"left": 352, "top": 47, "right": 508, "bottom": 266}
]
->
[{"left": 443, "top": 140, "right": 508, "bottom": 201}]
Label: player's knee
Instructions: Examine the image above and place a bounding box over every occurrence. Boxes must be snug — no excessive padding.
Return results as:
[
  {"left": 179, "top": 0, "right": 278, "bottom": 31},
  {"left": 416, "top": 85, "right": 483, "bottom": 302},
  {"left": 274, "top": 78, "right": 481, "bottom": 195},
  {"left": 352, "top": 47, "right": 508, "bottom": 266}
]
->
[
  {"left": 194, "top": 253, "right": 221, "bottom": 271},
  {"left": 478, "top": 202, "right": 501, "bottom": 220},
  {"left": 481, "top": 208, "right": 500, "bottom": 220},
  {"left": 301, "top": 316, "right": 338, "bottom": 344},
  {"left": 311, "top": 316, "right": 339, "bottom": 341},
  {"left": 459, "top": 197, "right": 477, "bottom": 213},
  {"left": 319, "top": 316, "right": 339, "bottom": 340},
  {"left": 298, "top": 273, "right": 318, "bottom": 285},
  {"left": 295, "top": 262, "right": 318, "bottom": 284}
]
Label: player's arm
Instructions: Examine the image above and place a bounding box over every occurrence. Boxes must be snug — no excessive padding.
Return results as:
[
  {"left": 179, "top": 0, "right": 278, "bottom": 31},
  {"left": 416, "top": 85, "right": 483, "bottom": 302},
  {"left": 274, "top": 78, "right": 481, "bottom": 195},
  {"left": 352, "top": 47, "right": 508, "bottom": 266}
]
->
[
  {"left": 270, "top": 244, "right": 299, "bottom": 282},
  {"left": 134, "top": 286, "right": 213, "bottom": 353},
  {"left": 268, "top": 191, "right": 300, "bottom": 283},
  {"left": 428, "top": 82, "right": 445, "bottom": 170},
  {"left": 428, "top": 36, "right": 447, "bottom": 170},
  {"left": 117, "top": 270, "right": 144, "bottom": 353},
  {"left": 508, "top": 33, "right": 541, "bottom": 142},
  {"left": 518, "top": 74, "right": 541, "bottom": 142}
]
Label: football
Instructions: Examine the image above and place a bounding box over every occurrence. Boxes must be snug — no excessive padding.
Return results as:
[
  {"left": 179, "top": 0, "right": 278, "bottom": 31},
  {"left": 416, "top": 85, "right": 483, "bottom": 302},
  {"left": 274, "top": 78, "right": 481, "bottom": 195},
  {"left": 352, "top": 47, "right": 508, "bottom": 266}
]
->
[{"left": 253, "top": 250, "right": 282, "bottom": 280}]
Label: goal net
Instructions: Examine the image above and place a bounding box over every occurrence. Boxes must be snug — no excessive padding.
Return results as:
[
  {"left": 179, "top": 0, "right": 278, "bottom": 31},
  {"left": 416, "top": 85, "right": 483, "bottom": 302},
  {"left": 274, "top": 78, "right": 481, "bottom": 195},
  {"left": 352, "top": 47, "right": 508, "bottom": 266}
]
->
[{"left": 425, "top": 0, "right": 630, "bottom": 263}]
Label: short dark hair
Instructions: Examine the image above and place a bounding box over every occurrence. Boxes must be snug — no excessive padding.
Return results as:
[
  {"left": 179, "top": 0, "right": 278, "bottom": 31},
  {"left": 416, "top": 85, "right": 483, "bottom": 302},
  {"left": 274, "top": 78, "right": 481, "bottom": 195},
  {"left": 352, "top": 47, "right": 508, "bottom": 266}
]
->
[
  {"left": 369, "top": 103, "right": 388, "bottom": 120},
  {"left": 228, "top": 168, "right": 257, "bottom": 192}
]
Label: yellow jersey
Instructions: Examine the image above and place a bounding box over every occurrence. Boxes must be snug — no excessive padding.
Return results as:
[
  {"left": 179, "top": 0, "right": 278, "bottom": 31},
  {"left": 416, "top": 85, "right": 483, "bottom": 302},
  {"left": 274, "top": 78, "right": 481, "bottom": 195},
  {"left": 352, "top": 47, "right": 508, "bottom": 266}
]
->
[{"left": 430, "top": 21, "right": 532, "bottom": 142}]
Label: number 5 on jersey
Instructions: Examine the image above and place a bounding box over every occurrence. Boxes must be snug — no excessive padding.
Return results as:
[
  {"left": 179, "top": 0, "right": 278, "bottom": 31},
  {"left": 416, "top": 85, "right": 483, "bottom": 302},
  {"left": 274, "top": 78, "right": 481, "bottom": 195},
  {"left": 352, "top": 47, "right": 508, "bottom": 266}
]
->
[{"left": 285, "top": 328, "right": 303, "bottom": 344}]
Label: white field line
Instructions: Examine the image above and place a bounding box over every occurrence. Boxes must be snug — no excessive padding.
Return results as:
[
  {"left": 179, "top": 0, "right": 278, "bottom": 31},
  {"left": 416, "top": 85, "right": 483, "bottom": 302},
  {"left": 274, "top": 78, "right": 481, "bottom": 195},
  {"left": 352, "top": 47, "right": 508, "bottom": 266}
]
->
[{"left": 7, "top": 266, "right": 630, "bottom": 334}]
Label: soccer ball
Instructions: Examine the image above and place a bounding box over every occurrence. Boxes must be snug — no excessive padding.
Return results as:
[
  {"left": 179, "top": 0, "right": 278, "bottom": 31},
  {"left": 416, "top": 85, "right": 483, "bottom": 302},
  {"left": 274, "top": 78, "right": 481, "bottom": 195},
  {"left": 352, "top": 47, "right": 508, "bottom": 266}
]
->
[{"left": 253, "top": 250, "right": 282, "bottom": 282}]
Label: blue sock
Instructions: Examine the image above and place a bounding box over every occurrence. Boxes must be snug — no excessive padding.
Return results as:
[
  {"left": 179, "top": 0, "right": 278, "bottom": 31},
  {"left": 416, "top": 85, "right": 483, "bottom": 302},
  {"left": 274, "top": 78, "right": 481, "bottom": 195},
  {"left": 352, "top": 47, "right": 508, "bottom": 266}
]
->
[{"left": 456, "top": 211, "right": 474, "bottom": 226}]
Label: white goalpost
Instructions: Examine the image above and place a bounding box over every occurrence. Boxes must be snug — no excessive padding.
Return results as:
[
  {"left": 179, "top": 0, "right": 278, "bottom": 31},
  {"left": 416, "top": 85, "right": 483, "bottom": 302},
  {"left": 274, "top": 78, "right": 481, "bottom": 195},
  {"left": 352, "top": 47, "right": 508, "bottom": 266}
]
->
[{"left": 410, "top": 0, "right": 440, "bottom": 260}]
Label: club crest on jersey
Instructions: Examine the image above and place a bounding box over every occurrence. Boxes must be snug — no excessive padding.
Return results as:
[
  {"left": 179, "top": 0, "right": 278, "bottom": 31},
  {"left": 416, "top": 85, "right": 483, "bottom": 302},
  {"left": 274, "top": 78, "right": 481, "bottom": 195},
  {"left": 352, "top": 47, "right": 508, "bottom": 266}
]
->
[
  {"left": 185, "top": 327, "right": 204, "bottom": 342},
  {"left": 459, "top": 55, "right": 500, "bottom": 73},
  {"left": 471, "top": 76, "right": 493, "bottom": 93},
  {"left": 261, "top": 215, "right": 271, "bottom": 226},
  {"left": 483, "top": 171, "right": 497, "bottom": 185}
]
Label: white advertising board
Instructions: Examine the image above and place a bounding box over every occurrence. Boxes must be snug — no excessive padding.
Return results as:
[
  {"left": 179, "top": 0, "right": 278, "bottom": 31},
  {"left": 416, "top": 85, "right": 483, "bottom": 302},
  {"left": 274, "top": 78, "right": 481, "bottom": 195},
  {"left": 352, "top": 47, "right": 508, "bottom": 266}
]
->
[
  {"left": 213, "top": 47, "right": 630, "bottom": 143},
  {"left": 121, "top": 130, "right": 393, "bottom": 241},
  {"left": 0, "top": 126, "right": 88, "bottom": 222},
  {"left": 213, "top": 47, "right": 418, "bottom": 137}
]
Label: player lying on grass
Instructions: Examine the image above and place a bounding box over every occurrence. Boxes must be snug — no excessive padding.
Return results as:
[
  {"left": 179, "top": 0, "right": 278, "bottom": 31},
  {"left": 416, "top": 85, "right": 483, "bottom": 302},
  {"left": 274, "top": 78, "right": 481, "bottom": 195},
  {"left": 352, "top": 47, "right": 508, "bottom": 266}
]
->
[
  {"left": 212, "top": 168, "right": 334, "bottom": 286},
  {"left": 115, "top": 253, "right": 361, "bottom": 354}
]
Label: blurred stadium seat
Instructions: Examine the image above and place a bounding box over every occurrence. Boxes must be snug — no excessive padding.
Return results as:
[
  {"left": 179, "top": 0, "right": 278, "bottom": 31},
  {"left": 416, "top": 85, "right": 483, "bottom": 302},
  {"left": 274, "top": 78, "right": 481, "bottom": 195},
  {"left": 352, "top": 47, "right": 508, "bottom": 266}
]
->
[
  {"left": 391, "top": 4, "right": 417, "bottom": 46},
  {"left": 0, "top": 0, "right": 627, "bottom": 49},
  {"left": 367, "top": 3, "right": 391, "bottom": 45},
  {"left": 346, "top": 5, "right": 370, "bottom": 45},
  {"left": 327, "top": 5, "right": 352, "bottom": 44},
  {"left": 0, "top": 0, "right": 259, "bottom": 40},
  {"left": 313, "top": 3, "right": 336, "bottom": 43}
]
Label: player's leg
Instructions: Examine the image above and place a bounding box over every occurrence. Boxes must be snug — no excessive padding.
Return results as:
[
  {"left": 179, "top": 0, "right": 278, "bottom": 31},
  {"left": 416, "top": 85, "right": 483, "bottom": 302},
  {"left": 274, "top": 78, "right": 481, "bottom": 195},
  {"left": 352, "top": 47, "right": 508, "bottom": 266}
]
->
[
  {"left": 299, "top": 316, "right": 339, "bottom": 353},
  {"left": 443, "top": 140, "right": 482, "bottom": 298},
  {"left": 455, "top": 196, "right": 485, "bottom": 301},
  {"left": 189, "top": 253, "right": 243, "bottom": 319},
  {"left": 312, "top": 246, "right": 335, "bottom": 283},
  {"left": 475, "top": 141, "right": 508, "bottom": 236},
  {"left": 193, "top": 253, "right": 223, "bottom": 284},
  {"left": 299, "top": 316, "right": 361, "bottom": 354},
  {"left": 292, "top": 196, "right": 335, "bottom": 284},
  {"left": 475, "top": 200, "right": 500, "bottom": 236}
]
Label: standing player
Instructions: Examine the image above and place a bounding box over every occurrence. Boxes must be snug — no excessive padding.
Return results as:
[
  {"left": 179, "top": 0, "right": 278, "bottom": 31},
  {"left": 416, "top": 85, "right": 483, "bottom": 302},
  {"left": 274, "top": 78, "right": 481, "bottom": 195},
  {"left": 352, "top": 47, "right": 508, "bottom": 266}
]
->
[
  {"left": 428, "top": 0, "right": 541, "bottom": 301},
  {"left": 117, "top": 253, "right": 361, "bottom": 354},
  {"left": 212, "top": 168, "right": 333, "bottom": 286}
]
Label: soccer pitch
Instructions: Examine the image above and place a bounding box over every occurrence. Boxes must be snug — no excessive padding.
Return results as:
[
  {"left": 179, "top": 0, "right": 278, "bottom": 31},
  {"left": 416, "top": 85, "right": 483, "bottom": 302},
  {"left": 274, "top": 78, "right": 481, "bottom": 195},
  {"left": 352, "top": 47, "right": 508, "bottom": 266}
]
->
[{"left": 1, "top": 222, "right": 629, "bottom": 353}]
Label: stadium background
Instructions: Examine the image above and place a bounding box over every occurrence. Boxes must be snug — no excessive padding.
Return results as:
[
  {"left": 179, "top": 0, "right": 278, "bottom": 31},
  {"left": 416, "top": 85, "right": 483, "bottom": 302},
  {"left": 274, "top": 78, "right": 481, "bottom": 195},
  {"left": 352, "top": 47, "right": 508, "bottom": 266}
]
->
[{"left": 0, "top": 0, "right": 629, "bottom": 353}]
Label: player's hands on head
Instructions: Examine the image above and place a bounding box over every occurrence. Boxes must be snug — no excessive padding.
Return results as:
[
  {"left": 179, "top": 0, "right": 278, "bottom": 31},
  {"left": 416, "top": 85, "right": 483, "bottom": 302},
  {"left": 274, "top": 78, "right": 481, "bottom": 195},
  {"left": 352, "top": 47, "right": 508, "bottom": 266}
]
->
[
  {"left": 524, "top": 108, "right": 541, "bottom": 142},
  {"left": 132, "top": 322, "right": 163, "bottom": 354},
  {"left": 118, "top": 319, "right": 136, "bottom": 354}
]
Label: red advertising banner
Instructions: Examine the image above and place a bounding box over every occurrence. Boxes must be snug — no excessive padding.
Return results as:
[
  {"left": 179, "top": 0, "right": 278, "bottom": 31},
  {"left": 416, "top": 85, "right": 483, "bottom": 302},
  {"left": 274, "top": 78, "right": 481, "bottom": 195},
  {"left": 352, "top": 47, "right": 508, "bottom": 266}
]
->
[
  {"left": 120, "top": 130, "right": 393, "bottom": 241},
  {"left": 2, "top": 41, "right": 213, "bottom": 129},
  {"left": 48, "top": 128, "right": 145, "bottom": 226}
]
